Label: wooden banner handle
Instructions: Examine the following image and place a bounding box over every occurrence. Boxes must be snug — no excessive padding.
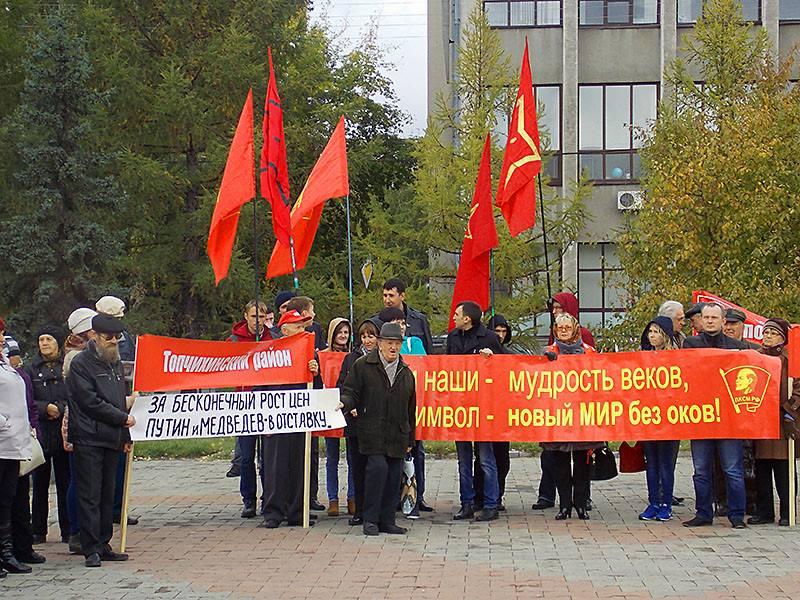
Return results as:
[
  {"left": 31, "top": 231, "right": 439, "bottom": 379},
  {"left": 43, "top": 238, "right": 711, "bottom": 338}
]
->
[
  {"left": 119, "top": 442, "right": 135, "bottom": 552},
  {"left": 303, "top": 381, "right": 313, "bottom": 529}
]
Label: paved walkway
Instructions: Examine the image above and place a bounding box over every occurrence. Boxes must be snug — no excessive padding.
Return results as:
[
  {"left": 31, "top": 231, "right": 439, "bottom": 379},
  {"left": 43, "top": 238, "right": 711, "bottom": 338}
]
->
[{"left": 2, "top": 454, "right": 799, "bottom": 599}]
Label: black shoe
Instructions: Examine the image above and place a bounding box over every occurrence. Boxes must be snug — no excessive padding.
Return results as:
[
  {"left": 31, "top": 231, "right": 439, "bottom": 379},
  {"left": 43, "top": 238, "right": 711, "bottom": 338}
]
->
[
  {"left": 263, "top": 519, "right": 280, "bottom": 529},
  {"left": 1, "top": 555, "right": 32, "bottom": 573},
  {"left": 100, "top": 550, "right": 129, "bottom": 561},
  {"left": 531, "top": 500, "right": 554, "bottom": 510},
  {"left": 683, "top": 516, "right": 713, "bottom": 527},
  {"left": 731, "top": 520, "right": 747, "bottom": 529},
  {"left": 85, "top": 553, "right": 101, "bottom": 568},
  {"left": 310, "top": 500, "right": 325, "bottom": 511},
  {"left": 778, "top": 517, "right": 789, "bottom": 526},
  {"left": 453, "top": 503, "right": 474, "bottom": 520},
  {"left": 112, "top": 515, "right": 139, "bottom": 525},
  {"left": 0, "top": 566, "right": 6, "bottom": 578},
  {"left": 226, "top": 465, "right": 240, "bottom": 478},
  {"left": 348, "top": 516, "right": 364, "bottom": 526},
  {"left": 61, "top": 534, "right": 69, "bottom": 543},
  {"left": 17, "top": 551, "right": 46, "bottom": 564},
  {"left": 497, "top": 503, "right": 506, "bottom": 512},
  {"left": 555, "top": 508, "right": 571, "bottom": 520},
  {"left": 378, "top": 524, "right": 408, "bottom": 534},
  {"left": 241, "top": 500, "right": 256, "bottom": 519},
  {"left": 418, "top": 501, "right": 434, "bottom": 512},
  {"left": 363, "top": 522, "right": 379, "bottom": 536},
  {"left": 68, "top": 534, "right": 82, "bottom": 555},
  {"left": 672, "top": 496, "right": 684, "bottom": 507},
  {"left": 31, "top": 534, "right": 46, "bottom": 545},
  {"left": 575, "top": 508, "right": 590, "bottom": 520},
  {"left": 473, "top": 503, "right": 484, "bottom": 512},
  {"left": 747, "top": 515, "right": 774, "bottom": 525},
  {"left": 586, "top": 499, "right": 593, "bottom": 511},
  {"left": 475, "top": 508, "right": 499, "bottom": 522}
]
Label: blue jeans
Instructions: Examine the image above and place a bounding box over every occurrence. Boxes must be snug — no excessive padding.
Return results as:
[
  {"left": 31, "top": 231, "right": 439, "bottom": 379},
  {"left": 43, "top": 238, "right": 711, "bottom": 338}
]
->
[
  {"left": 456, "top": 441, "right": 498, "bottom": 509},
  {"left": 643, "top": 441, "right": 679, "bottom": 506},
  {"left": 690, "top": 439, "right": 745, "bottom": 522},
  {"left": 239, "top": 435, "right": 262, "bottom": 504},
  {"left": 325, "top": 437, "right": 354, "bottom": 501}
]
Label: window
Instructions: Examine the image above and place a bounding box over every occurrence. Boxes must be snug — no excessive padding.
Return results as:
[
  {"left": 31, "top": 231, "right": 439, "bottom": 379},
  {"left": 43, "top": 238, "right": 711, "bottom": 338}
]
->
[
  {"left": 678, "top": 0, "right": 760, "bottom": 24},
  {"left": 781, "top": 1, "right": 800, "bottom": 21},
  {"left": 485, "top": 0, "right": 562, "bottom": 27},
  {"left": 579, "top": 0, "right": 659, "bottom": 26},
  {"left": 577, "top": 243, "right": 627, "bottom": 329},
  {"left": 495, "top": 85, "right": 562, "bottom": 185},
  {"left": 578, "top": 83, "right": 657, "bottom": 183}
]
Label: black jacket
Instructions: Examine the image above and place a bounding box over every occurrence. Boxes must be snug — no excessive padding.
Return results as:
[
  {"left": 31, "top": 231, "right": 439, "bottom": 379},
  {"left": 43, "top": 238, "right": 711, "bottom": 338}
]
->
[
  {"left": 404, "top": 304, "right": 433, "bottom": 354},
  {"left": 341, "top": 349, "right": 416, "bottom": 458},
  {"left": 25, "top": 354, "right": 69, "bottom": 456},
  {"left": 66, "top": 341, "right": 130, "bottom": 451},
  {"left": 682, "top": 331, "right": 750, "bottom": 350},
  {"left": 446, "top": 323, "right": 505, "bottom": 355}
]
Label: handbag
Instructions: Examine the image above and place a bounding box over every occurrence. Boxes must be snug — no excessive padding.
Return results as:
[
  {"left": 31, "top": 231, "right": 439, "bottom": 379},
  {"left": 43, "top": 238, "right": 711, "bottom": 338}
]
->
[
  {"left": 618, "top": 441, "right": 647, "bottom": 473},
  {"left": 400, "top": 453, "right": 417, "bottom": 515},
  {"left": 19, "top": 430, "right": 45, "bottom": 477},
  {"left": 589, "top": 444, "right": 618, "bottom": 481}
]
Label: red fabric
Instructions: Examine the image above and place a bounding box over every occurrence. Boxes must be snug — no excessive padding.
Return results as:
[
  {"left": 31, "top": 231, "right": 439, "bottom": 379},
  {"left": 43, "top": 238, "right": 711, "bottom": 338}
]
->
[
  {"left": 261, "top": 48, "right": 292, "bottom": 247},
  {"left": 266, "top": 116, "right": 349, "bottom": 278},
  {"left": 496, "top": 39, "right": 542, "bottom": 237},
  {"left": 789, "top": 326, "right": 800, "bottom": 378},
  {"left": 207, "top": 89, "right": 256, "bottom": 285},
  {"left": 619, "top": 442, "right": 647, "bottom": 473},
  {"left": 449, "top": 136, "right": 499, "bottom": 329}
]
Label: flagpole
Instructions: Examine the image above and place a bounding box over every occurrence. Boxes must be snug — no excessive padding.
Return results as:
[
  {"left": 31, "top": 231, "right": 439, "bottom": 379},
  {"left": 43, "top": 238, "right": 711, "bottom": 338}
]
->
[
  {"left": 345, "top": 195, "right": 355, "bottom": 334},
  {"left": 489, "top": 249, "right": 496, "bottom": 317},
  {"left": 537, "top": 173, "right": 552, "bottom": 301},
  {"left": 253, "top": 200, "right": 261, "bottom": 341},
  {"left": 289, "top": 237, "right": 300, "bottom": 290}
]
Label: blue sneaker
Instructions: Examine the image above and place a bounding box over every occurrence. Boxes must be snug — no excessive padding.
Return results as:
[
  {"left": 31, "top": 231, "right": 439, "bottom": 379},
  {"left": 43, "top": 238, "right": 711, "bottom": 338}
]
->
[
  {"left": 639, "top": 504, "right": 659, "bottom": 520},
  {"left": 655, "top": 505, "right": 673, "bottom": 521}
]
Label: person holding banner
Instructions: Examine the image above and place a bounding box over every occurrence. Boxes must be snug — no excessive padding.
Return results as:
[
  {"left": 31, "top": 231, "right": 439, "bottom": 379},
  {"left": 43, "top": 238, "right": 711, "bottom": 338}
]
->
[
  {"left": 261, "top": 309, "right": 323, "bottom": 528},
  {"left": 341, "top": 322, "right": 416, "bottom": 536},
  {"left": 750, "top": 318, "right": 800, "bottom": 526},
  {"left": 638, "top": 317, "right": 680, "bottom": 522},
  {"left": 541, "top": 313, "right": 602, "bottom": 521},
  {"left": 65, "top": 314, "right": 134, "bottom": 566},
  {"left": 683, "top": 303, "right": 749, "bottom": 529},
  {"left": 448, "top": 301, "right": 503, "bottom": 523}
]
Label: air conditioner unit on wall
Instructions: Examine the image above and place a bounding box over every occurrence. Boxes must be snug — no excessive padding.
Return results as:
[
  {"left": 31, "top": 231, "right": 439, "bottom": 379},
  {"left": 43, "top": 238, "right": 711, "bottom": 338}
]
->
[{"left": 617, "top": 190, "right": 644, "bottom": 211}]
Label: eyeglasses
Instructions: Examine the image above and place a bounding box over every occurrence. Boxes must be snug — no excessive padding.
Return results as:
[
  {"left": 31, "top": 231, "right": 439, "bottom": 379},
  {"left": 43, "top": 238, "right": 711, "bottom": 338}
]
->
[{"left": 99, "top": 332, "right": 123, "bottom": 341}]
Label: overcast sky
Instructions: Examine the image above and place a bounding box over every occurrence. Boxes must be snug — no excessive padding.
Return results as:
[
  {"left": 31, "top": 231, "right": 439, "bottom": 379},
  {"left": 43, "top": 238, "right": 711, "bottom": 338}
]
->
[{"left": 309, "top": 0, "right": 427, "bottom": 137}]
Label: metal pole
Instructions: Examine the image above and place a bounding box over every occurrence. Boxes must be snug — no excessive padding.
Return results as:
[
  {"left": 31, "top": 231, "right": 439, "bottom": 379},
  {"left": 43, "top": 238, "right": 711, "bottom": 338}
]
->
[
  {"left": 303, "top": 381, "right": 313, "bottom": 528},
  {"left": 489, "top": 248, "right": 496, "bottom": 317},
  {"left": 345, "top": 196, "right": 355, "bottom": 334},
  {"left": 253, "top": 201, "right": 261, "bottom": 341},
  {"left": 289, "top": 238, "right": 300, "bottom": 291},
  {"left": 790, "top": 374, "right": 797, "bottom": 527},
  {"left": 537, "top": 174, "right": 552, "bottom": 301}
]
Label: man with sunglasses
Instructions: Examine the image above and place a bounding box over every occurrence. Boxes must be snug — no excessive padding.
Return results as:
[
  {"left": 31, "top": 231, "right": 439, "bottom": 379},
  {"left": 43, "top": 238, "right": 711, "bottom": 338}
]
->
[{"left": 66, "top": 314, "right": 135, "bottom": 567}]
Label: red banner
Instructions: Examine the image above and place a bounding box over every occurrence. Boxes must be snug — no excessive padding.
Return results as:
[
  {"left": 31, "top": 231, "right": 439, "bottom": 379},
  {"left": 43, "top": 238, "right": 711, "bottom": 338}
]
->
[
  {"left": 692, "top": 290, "right": 766, "bottom": 343},
  {"left": 134, "top": 333, "right": 315, "bottom": 392},
  {"left": 316, "top": 351, "right": 347, "bottom": 438},
  {"left": 319, "top": 349, "right": 781, "bottom": 442}
]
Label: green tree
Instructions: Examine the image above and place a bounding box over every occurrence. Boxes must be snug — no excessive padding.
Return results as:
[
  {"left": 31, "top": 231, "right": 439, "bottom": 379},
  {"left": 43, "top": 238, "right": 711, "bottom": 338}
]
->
[
  {"left": 0, "top": 4, "right": 124, "bottom": 340},
  {"left": 614, "top": 0, "right": 800, "bottom": 346},
  {"left": 412, "top": 6, "right": 589, "bottom": 343}
]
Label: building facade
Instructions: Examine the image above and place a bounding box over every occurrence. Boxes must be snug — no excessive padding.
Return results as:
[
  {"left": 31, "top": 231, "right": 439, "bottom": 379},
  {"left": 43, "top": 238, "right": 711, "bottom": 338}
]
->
[{"left": 428, "top": 0, "right": 800, "bottom": 330}]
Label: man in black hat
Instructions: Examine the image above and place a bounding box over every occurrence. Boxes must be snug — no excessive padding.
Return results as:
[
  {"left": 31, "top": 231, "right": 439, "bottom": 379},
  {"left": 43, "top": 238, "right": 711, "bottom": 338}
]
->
[
  {"left": 723, "top": 309, "right": 761, "bottom": 350},
  {"left": 685, "top": 302, "right": 707, "bottom": 334},
  {"left": 66, "top": 314, "right": 134, "bottom": 567},
  {"left": 341, "top": 322, "right": 416, "bottom": 536}
]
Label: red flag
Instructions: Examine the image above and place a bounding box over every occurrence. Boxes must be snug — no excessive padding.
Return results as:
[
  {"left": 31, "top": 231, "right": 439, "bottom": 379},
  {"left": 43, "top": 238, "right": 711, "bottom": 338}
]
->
[
  {"left": 449, "top": 135, "right": 499, "bottom": 329},
  {"left": 789, "top": 326, "right": 800, "bottom": 378},
  {"left": 266, "top": 116, "right": 349, "bottom": 278},
  {"left": 207, "top": 89, "right": 255, "bottom": 285},
  {"left": 261, "top": 48, "right": 292, "bottom": 247},
  {"left": 496, "top": 38, "right": 541, "bottom": 237}
]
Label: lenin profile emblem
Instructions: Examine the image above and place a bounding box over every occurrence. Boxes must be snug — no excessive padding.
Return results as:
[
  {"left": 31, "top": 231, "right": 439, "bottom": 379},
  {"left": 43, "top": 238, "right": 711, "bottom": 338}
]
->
[{"left": 719, "top": 366, "right": 771, "bottom": 414}]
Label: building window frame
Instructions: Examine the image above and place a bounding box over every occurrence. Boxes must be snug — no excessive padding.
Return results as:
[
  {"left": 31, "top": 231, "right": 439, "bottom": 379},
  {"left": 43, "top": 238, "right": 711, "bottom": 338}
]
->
[
  {"left": 579, "top": 0, "right": 661, "bottom": 28},
  {"left": 578, "top": 82, "right": 659, "bottom": 185},
  {"left": 535, "top": 83, "right": 563, "bottom": 186},
  {"left": 577, "top": 242, "right": 626, "bottom": 330},
  {"left": 780, "top": 1, "right": 800, "bottom": 22},
  {"left": 677, "top": 0, "right": 761, "bottom": 26},
  {"left": 484, "top": 0, "right": 563, "bottom": 29}
]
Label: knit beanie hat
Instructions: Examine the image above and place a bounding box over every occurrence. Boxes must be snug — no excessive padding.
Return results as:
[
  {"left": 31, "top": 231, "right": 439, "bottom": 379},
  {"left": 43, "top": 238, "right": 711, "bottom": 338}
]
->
[
  {"left": 764, "top": 318, "right": 790, "bottom": 345},
  {"left": 36, "top": 324, "right": 66, "bottom": 350}
]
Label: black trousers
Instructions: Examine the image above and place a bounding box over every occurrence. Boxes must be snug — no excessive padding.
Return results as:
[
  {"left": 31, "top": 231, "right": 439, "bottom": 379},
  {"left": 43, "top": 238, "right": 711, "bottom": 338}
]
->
[
  {"left": 11, "top": 473, "right": 34, "bottom": 556},
  {"left": 362, "top": 454, "right": 402, "bottom": 527},
  {"left": 311, "top": 435, "right": 319, "bottom": 502},
  {"left": 74, "top": 445, "right": 119, "bottom": 557},
  {"left": 31, "top": 450, "right": 70, "bottom": 539},
  {"left": 474, "top": 442, "right": 511, "bottom": 505},
  {"left": 754, "top": 458, "right": 795, "bottom": 521},
  {"left": 552, "top": 450, "right": 591, "bottom": 510},
  {"left": 262, "top": 432, "right": 305, "bottom": 523},
  {"left": 0, "top": 459, "right": 19, "bottom": 525},
  {"left": 537, "top": 449, "right": 557, "bottom": 504},
  {"left": 346, "top": 437, "right": 367, "bottom": 518}
]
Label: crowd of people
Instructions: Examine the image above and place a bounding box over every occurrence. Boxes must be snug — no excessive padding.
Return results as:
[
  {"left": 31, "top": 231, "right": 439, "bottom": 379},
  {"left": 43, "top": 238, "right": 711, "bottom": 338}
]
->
[{"left": 1, "top": 281, "right": 798, "bottom": 573}]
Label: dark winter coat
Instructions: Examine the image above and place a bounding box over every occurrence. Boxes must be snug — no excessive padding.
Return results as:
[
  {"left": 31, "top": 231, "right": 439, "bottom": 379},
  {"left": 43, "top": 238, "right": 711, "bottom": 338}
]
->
[
  {"left": 446, "top": 323, "right": 505, "bottom": 356},
  {"left": 404, "top": 304, "right": 433, "bottom": 354},
  {"left": 341, "top": 349, "right": 416, "bottom": 458},
  {"left": 682, "top": 331, "right": 750, "bottom": 350},
  {"left": 25, "top": 354, "right": 69, "bottom": 455},
  {"left": 66, "top": 341, "right": 130, "bottom": 451},
  {"left": 755, "top": 345, "right": 800, "bottom": 460}
]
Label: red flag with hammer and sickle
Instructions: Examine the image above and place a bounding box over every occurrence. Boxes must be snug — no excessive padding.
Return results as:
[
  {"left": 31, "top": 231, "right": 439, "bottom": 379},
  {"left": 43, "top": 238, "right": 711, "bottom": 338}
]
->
[{"left": 496, "top": 38, "right": 541, "bottom": 237}]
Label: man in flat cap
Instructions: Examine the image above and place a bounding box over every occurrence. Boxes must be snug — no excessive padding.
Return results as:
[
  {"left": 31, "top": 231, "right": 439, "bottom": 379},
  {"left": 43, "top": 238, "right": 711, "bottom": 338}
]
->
[
  {"left": 723, "top": 309, "right": 761, "bottom": 350},
  {"left": 341, "top": 322, "right": 416, "bottom": 536},
  {"left": 685, "top": 303, "right": 707, "bottom": 335},
  {"left": 66, "top": 314, "right": 134, "bottom": 567}
]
